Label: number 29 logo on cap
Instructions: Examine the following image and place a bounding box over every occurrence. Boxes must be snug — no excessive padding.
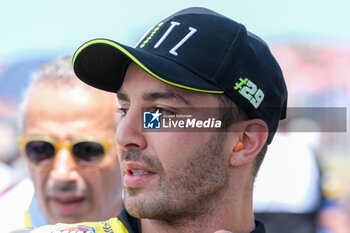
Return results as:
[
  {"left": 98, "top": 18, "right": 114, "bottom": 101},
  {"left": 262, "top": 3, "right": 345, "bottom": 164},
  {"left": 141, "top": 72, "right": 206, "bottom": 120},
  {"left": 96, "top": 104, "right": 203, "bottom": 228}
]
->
[{"left": 234, "top": 78, "right": 265, "bottom": 108}]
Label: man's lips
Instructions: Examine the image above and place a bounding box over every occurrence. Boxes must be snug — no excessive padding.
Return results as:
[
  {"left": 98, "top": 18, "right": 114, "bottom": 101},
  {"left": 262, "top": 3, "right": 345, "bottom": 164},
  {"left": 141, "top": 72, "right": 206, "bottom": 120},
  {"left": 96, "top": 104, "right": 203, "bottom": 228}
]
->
[
  {"left": 50, "top": 195, "right": 86, "bottom": 215},
  {"left": 122, "top": 161, "right": 156, "bottom": 187}
]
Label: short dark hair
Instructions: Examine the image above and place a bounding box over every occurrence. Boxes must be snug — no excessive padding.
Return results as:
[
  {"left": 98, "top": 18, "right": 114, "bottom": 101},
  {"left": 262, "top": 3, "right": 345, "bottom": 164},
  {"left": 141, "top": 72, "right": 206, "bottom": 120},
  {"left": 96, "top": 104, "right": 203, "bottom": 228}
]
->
[{"left": 216, "top": 94, "right": 268, "bottom": 178}]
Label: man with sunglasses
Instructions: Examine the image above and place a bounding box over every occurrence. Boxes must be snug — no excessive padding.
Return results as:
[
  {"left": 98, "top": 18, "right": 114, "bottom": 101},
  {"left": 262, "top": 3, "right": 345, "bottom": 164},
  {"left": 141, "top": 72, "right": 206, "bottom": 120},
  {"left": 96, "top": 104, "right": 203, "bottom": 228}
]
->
[
  {"left": 3, "top": 56, "right": 123, "bottom": 232},
  {"left": 15, "top": 7, "right": 287, "bottom": 233}
]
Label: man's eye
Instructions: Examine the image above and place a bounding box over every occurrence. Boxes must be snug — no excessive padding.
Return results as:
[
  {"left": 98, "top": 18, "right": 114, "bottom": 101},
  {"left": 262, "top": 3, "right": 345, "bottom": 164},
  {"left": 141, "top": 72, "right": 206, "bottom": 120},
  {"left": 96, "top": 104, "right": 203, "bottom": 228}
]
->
[
  {"left": 155, "top": 107, "right": 174, "bottom": 115},
  {"left": 117, "top": 108, "right": 129, "bottom": 116}
]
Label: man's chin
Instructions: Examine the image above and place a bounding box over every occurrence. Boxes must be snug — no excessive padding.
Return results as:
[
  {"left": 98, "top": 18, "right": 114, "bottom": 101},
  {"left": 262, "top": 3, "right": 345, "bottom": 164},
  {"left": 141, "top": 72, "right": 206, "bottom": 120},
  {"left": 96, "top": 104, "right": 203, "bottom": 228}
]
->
[
  {"left": 47, "top": 210, "right": 87, "bottom": 224},
  {"left": 124, "top": 197, "right": 169, "bottom": 220},
  {"left": 124, "top": 197, "right": 151, "bottom": 219}
]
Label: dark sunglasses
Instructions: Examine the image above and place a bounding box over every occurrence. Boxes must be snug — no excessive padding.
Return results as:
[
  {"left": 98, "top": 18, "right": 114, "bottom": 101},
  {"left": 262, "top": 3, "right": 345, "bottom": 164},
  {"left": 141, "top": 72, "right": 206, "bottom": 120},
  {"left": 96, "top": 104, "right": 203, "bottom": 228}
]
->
[{"left": 19, "top": 136, "right": 113, "bottom": 170}]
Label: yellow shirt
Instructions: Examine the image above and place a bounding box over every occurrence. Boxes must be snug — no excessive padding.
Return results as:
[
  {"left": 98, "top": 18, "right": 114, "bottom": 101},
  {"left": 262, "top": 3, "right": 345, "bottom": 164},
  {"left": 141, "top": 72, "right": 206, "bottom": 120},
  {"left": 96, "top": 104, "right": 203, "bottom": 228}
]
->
[{"left": 11, "top": 217, "right": 129, "bottom": 233}]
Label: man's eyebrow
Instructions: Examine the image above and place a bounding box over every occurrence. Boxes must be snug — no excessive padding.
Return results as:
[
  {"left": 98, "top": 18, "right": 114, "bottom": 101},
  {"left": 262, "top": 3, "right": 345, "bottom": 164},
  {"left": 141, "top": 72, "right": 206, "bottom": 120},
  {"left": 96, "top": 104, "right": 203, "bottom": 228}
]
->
[
  {"left": 142, "top": 90, "right": 191, "bottom": 105},
  {"left": 117, "top": 91, "right": 128, "bottom": 101}
]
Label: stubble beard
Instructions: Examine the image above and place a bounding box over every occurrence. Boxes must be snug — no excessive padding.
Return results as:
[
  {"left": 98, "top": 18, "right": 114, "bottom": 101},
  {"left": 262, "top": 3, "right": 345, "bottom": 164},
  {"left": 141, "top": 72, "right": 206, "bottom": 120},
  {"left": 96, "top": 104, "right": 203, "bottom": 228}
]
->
[{"left": 123, "top": 133, "right": 229, "bottom": 225}]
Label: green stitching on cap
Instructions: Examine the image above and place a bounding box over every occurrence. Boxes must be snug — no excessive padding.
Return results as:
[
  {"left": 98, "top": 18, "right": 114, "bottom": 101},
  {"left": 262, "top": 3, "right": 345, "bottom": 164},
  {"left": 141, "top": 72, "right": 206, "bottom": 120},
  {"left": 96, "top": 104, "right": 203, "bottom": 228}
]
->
[
  {"left": 140, "top": 22, "right": 164, "bottom": 48},
  {"left": 73, "top": 39, "right": 224, "bottom": 94}
]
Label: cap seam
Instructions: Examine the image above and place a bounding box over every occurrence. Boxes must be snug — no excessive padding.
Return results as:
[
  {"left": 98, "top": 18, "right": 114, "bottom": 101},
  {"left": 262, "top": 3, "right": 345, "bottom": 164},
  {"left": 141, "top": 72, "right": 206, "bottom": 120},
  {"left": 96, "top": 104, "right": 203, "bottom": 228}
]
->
[{"left": 213, "top": 24, "right": 245, "bottom": 90}]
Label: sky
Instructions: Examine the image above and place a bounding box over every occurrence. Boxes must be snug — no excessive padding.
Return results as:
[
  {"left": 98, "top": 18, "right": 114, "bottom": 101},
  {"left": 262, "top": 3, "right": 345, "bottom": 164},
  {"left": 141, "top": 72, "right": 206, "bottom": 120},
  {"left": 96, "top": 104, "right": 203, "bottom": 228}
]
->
[{"left": 0, "top": 0, "right": 349, "bottom": 61}]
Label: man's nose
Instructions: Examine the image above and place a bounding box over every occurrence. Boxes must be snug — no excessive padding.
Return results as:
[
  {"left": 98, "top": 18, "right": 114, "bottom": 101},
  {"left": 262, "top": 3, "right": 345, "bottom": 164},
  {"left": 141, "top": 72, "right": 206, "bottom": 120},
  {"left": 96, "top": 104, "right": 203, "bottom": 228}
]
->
[
  {"left": 49, "top": 148, "right": 78, "bottom": 182},
  {"left": 116, "top": 107, "right": 147, "bottom": 151}
]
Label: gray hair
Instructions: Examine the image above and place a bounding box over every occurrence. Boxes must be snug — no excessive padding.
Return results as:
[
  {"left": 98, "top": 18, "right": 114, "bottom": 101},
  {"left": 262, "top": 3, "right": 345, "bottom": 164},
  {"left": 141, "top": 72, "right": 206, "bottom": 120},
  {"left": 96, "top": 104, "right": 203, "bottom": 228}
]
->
[{"left": 18, "top": 55, "right": 87, "bottom": 134}]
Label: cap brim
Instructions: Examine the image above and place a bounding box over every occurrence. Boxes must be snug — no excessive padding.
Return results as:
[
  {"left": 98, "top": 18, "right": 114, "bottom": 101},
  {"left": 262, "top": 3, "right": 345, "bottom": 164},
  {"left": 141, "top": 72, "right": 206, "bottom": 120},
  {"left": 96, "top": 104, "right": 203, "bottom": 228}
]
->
[{"left": 73, "top": 39, "right": 224, "bottom": 94}]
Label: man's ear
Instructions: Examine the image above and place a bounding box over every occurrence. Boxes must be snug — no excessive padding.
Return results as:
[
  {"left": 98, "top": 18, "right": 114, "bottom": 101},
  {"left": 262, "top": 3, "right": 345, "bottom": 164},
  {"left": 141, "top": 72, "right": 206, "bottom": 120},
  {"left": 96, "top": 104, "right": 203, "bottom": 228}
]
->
[{"left": 229, "top": 119, "right": 268, "bottom": 167}]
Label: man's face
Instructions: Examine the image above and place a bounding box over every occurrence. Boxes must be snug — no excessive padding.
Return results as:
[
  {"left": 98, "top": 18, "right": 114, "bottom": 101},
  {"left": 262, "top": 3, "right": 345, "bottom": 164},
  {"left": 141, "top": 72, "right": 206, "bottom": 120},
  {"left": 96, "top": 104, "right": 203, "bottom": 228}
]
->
[
  {"left": 23, "top": 83, "right": 122, "bottom": 223},
  {"left": 116, "top": 63, "right": 234, "bottom": 221}
]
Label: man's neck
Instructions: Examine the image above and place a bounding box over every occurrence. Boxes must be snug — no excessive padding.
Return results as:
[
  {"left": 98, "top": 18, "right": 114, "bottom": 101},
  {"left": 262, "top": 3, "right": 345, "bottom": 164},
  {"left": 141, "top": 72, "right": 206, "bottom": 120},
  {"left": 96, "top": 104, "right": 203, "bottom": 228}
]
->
[{"left": 139, "top": 192, "right": 255, "bottom": 233}]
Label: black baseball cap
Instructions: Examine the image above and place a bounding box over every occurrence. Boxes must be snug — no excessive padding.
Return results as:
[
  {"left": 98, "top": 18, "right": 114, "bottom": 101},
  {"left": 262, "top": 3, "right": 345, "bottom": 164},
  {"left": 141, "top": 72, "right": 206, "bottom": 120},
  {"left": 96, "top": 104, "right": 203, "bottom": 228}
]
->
[{"left": 73, "top": 7, "right": 287, "bottom": 144}]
